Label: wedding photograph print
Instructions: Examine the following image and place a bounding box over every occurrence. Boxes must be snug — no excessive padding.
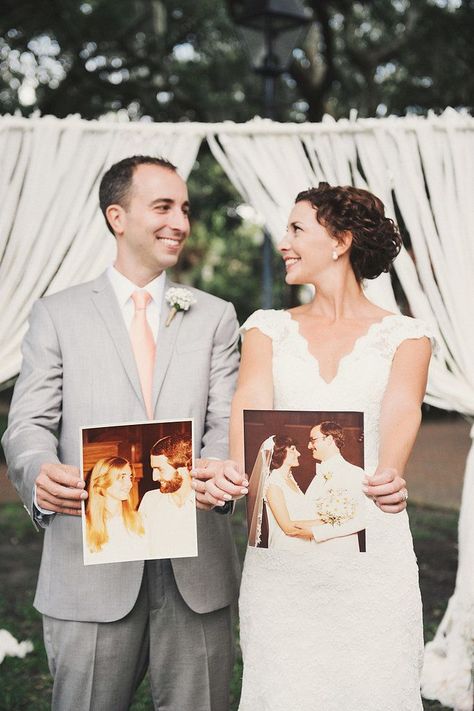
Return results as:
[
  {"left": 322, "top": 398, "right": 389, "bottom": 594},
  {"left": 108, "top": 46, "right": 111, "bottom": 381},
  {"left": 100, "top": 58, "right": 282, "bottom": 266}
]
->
[
  {"left": 244, "top": 410, "right": 367, "bottom": 554},
  {"left": 81, "top": 419, "right": 197, "bottom": 565}
]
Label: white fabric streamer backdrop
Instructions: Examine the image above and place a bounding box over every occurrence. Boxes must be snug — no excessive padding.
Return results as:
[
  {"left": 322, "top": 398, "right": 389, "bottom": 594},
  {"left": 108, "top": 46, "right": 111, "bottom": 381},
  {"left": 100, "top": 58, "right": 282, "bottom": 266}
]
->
[
  {"left": 0, "top": 109, "right": 473, "bottom": 708},
  {"left": 0, "top": 114, "right": 204, "bottom": 384}
]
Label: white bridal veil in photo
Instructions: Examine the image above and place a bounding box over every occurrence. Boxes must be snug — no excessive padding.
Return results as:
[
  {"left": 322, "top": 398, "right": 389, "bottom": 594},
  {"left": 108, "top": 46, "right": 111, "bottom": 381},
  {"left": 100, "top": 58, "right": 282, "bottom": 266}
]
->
[{"left": 247, "top": 435, "right": 275, "bottom": 547}]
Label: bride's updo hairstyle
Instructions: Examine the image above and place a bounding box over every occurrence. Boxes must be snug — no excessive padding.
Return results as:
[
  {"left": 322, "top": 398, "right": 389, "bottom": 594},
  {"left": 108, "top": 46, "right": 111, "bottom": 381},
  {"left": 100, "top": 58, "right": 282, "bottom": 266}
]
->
[
  {"left": 270, "top": 436, "right": 296, "bottom": 470},
  {"left": 295, "top": 182, "right": 402, "bottom": 281}
]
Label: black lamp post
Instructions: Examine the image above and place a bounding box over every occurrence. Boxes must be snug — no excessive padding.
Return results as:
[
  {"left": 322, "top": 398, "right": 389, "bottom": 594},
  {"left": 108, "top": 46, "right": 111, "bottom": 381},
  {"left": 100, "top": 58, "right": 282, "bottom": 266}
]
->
[{"left": 231, "top": 0, "right": 312, "bottom": 308}]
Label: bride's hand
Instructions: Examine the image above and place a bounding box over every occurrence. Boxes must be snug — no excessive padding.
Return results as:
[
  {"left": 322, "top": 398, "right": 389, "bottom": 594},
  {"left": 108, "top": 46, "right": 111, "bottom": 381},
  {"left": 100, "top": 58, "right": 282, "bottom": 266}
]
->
[
  {"left": 291, "top": 524, "right": 314, "bottom": 541},
  {"left": 362, "top": 467, "right": 408, "bottom": 513},
  {"left": 191, "top": 459, "right": 248, "bottom": 510}
]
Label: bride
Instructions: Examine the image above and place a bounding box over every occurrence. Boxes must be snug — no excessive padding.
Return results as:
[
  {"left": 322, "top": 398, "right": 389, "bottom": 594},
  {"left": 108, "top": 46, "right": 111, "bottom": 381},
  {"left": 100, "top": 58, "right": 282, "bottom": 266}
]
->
[
  {"left": 84, "top": 456, "right": 145, "bottom": 564},
  {"left": 248, "top": 434, "right": 315, "bottom": 551},
  {"left": 194, "top": 182, "right": 433, "bottom": 710}
]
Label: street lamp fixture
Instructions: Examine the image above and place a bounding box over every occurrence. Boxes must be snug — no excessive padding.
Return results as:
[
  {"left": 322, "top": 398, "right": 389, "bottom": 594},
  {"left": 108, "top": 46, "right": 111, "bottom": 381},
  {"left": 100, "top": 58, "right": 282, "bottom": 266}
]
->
[
  {"left": 230, "top": 0, "right": 313, "bottom": 307},
  {"left": 233, "top": 0, "right": 312, "bottom": 87}
]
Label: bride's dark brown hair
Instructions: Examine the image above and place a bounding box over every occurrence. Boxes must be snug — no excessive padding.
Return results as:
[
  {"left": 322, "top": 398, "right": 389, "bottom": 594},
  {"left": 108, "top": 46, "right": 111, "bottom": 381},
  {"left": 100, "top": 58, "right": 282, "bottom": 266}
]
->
[
  {"left": 295, "top": 182, "right": 402, "bottom": 281},
  {"left": 270, "top": 436, "right": 297, "bottom": 470}
]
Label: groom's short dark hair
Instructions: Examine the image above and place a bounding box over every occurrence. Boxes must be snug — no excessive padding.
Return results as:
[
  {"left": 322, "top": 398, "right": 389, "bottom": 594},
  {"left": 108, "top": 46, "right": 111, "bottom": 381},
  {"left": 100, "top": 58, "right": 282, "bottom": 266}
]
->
[{"left": 99, "top": 155, "right": 177, "bottom": 235}]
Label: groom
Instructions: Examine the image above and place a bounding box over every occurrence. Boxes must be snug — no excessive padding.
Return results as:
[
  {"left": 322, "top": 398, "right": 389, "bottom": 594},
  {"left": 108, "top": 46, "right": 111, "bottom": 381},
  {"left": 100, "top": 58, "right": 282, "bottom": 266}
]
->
[
  {"left": 306, "top": 421, "right": 367, "bottom": 552},
  {"left": 139, "top": 433, "right": 197, "bottom": 559},
  {"left": 2, "top": 156, "right": 240, "bottom": 710}
]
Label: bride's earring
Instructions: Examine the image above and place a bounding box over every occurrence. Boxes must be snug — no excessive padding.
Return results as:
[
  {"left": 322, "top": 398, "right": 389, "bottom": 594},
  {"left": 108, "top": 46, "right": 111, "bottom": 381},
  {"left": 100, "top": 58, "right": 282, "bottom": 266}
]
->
[{"left": 332, "top": 249, "right": 339, "bottom": 261}]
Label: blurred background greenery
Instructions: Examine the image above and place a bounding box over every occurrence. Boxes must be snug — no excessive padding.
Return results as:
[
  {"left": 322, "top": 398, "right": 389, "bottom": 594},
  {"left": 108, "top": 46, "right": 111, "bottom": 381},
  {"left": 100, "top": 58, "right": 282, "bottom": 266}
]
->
[{"left": 1, "top": 1, "right": 471, "bottom": 122}]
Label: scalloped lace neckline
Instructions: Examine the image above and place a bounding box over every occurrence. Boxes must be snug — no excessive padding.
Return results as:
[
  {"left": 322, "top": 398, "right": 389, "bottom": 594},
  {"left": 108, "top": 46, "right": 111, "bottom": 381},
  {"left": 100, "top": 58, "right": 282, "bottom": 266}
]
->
[{"left": 283, "top": 311, "right": 399, "bottom": 386}]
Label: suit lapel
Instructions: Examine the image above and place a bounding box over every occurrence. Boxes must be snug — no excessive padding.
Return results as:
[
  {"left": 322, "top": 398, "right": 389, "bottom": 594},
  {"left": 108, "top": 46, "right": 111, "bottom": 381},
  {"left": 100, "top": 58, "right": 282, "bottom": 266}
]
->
[
  {"left": 90, "top": 272, "right": 143, "bottom": 406},
  {"left": 151, "top": 277, "right": 185, "bottom": 412}
]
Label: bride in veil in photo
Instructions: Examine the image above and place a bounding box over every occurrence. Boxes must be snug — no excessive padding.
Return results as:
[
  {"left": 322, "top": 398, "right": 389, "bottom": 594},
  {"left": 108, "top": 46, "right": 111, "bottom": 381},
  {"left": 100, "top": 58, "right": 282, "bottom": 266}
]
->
[{"left": 248, "top": 434, "right": 316, "bottom": 550}]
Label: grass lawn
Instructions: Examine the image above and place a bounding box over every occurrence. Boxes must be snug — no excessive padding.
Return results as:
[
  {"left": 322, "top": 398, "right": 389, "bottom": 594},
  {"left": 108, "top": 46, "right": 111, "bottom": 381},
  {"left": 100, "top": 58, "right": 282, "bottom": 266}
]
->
[{"left": 0, "top": 500, "right": 458, "bottom": 710}]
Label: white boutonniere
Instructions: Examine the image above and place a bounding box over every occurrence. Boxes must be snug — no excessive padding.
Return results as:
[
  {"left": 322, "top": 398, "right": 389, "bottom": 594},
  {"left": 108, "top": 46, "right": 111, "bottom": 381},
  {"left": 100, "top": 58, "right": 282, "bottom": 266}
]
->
[
  {"left": 165, "top": 287, "right": 196, "bottom": 327},
  {"left": 323, "top": 472, "right": 333, "bottom": 483}
]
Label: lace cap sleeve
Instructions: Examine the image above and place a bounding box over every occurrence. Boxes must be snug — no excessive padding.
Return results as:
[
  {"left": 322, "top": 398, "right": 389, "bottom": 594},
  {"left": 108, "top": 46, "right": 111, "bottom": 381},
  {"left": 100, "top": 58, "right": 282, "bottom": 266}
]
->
[
  {"left": 388, "top": 316, "right": 437, "bottom": 355},
  {"left": 263, "top": 469, "right": 285, "bottom": 500},
  {"left": 239, "top": 309, "right": 282, "bottom": 341}
]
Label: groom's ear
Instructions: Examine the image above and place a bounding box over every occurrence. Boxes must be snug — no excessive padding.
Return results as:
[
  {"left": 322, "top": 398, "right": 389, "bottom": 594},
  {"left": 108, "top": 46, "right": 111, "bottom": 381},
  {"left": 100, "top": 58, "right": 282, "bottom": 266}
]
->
[{"left": 105, "top": 203, "right": 126, "bottom": 237}]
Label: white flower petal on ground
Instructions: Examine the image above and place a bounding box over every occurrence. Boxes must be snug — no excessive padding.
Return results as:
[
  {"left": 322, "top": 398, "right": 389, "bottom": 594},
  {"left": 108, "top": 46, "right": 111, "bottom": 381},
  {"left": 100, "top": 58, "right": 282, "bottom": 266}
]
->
[{"left": 0, "top": 629, "right": 34, "bottom": 664}]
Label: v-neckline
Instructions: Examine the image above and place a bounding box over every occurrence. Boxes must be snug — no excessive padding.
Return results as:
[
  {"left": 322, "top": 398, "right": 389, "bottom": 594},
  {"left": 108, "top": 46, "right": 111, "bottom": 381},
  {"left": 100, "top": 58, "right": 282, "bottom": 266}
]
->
[
  {"left": 286, "top": 472, "right": 303, "bottom": 495},
  {"left": 284, "top": 311, "right": 398, "bottom": 386}
]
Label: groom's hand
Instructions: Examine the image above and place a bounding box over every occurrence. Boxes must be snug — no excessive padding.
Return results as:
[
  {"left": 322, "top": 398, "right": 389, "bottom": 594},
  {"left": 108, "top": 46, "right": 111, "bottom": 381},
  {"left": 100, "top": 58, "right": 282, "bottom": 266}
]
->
[
  {"left": 35, "top": 463, "right": 87, "bottom": 516},
  {"left": 362, "top": 467, "right": 408, "bottom": 513},
  {"left": 191, "top": 459, "right": 248, "bottom": 510}
]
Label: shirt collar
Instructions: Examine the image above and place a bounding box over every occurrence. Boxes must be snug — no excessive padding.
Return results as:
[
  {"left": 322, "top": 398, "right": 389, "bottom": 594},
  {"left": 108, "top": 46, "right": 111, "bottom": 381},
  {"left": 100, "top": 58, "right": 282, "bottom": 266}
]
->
[
  {"left": 107, "top": 265, "right": 166, "bottom": 308},
  {"left": 319, "top": 452, "right": 344, "bottom": 474}
]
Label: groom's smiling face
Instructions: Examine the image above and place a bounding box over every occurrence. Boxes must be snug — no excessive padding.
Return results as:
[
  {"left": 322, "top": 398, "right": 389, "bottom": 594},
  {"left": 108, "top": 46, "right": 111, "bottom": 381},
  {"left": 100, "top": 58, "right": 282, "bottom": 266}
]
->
[
  {"left": 308, "top": 426, "right": 330, "bottom": 461},
  {"left": 112, "top": 164, "right": 191, "bottom": 274}
]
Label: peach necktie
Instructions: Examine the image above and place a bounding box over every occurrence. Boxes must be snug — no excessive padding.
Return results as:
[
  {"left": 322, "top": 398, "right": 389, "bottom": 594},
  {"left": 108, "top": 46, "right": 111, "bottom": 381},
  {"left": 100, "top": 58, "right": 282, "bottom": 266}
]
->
[{"left": 130, "top": 290, "right": 156, "bottom": 419}]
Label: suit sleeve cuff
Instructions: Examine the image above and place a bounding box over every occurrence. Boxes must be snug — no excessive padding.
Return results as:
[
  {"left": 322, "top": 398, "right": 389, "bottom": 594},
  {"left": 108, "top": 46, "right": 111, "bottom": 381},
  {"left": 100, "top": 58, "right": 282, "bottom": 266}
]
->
[
  {"left": 32, "top": 486, "right": 56, "bottom": 528},
  {"left": 213, "top": 500, "right": 234, "bottom": 515},
  {"left": 33, "top": 485, "right": 56, "bottom": 515}
]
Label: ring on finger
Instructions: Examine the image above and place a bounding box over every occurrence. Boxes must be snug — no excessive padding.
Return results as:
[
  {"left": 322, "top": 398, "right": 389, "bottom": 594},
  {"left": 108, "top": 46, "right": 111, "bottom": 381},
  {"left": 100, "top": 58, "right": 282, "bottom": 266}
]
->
[{"left": 400, "top": 488, "right": 408, "bottom": 502}]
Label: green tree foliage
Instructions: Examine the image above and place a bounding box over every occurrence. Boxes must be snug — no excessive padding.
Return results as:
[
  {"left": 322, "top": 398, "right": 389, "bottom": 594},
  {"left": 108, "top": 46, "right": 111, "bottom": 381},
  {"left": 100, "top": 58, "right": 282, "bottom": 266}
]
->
[
  {"left": 0, "top": 0, "right": 264, "bottom": 120},
  {"left": 295, "top": 0, "right": 474, "bottom": 119},
  {"left": 2, "top": 1, "right": 471, "bottom": 122}
]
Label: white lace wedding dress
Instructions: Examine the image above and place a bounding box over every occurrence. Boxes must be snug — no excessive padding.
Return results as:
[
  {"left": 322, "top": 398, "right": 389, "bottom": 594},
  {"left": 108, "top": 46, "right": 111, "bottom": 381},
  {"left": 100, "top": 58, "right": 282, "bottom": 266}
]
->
[
  {"left": 265, "top": 469, "right": 316, "bottom": 552},
  {"left": 238, "top": 310, "right": 433, "bottom": 711}
]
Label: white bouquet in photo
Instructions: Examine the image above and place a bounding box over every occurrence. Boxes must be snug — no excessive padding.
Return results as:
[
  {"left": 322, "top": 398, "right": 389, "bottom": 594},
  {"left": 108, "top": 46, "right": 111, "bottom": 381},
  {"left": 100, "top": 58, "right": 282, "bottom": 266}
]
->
[{"left": 315, "top": 488, "right": 356, "bottom": 526}]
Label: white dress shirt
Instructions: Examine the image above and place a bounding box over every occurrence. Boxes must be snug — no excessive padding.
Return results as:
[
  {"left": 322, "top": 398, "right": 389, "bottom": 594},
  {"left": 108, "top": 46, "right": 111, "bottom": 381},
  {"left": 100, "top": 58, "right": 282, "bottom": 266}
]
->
[
  {"left": 138, "top": 484, "right": 198, "bottom": 559},
  {"left": 306, "top": 452, "right": 366, "bottom": 552},
  {"left": 106, "top": 265, "right": 166, "bottom": 341}
]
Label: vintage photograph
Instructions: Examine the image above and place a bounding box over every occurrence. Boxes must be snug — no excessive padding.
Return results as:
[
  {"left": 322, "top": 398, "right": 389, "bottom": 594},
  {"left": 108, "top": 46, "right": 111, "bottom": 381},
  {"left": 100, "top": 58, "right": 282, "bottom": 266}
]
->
[
  {"left": 244, "top": 410, "right": 366, "bottom": 554},
  {"left": 81, "top": 419, "right": 197, "bottom": 565}
]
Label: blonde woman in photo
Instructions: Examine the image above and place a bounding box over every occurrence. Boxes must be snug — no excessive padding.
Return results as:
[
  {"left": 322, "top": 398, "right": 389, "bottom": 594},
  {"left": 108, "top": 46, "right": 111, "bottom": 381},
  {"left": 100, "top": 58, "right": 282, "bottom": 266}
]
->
[{"left": 85, "top": 456, "right": 145, "bottom": 564}]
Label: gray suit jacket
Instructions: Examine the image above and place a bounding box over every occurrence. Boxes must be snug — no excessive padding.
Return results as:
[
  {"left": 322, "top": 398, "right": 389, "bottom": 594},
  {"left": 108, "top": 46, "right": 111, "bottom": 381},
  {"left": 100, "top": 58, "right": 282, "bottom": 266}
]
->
[{"left": 2, "top": 272, "right": 241, "bottom": 622}]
